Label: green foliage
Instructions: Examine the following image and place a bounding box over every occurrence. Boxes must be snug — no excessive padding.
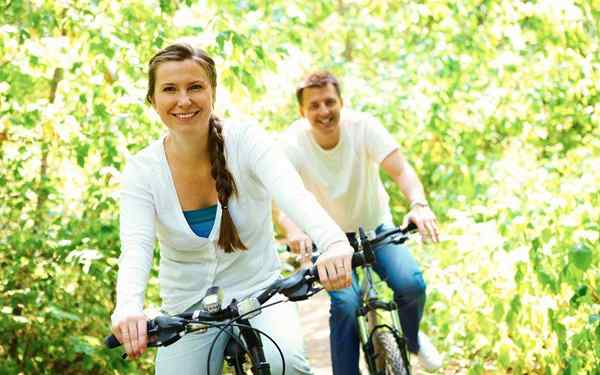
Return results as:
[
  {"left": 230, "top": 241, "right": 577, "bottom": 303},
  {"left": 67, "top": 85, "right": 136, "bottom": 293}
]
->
[{"left": 1, "top": 0, "right": 599, "bottom": 373}]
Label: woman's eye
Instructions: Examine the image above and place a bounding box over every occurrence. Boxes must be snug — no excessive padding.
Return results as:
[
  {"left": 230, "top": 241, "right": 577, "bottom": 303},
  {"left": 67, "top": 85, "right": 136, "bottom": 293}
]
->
[
  {"left": 190, "top": 84, "right": 203, "bottom": 91},
  {"left": 162, "top": 86, "right": 176, "bottom": 92}
]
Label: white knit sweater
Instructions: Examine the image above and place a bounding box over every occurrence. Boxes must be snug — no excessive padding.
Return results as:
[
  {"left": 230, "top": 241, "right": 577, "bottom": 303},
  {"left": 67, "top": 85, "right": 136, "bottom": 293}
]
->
[{"left": 112, "top": 121, "right": 346, "bottom": 324}]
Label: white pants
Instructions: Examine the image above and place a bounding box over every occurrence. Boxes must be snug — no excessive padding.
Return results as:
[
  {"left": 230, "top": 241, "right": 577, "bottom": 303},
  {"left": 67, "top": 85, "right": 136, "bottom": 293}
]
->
[{"left": 155, "top": 300, "right": 313, "bottom": 375}]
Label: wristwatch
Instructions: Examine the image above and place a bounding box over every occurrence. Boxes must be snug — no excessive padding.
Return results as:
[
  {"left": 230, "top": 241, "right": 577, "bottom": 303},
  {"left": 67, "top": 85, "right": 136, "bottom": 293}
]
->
[{"left": 409, "top": 200, "right": 429, "bottom": 210}]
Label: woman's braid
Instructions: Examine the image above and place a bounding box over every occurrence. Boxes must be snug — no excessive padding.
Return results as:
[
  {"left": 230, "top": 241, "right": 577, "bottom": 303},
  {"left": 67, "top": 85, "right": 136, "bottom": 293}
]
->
[{"left": 208, "top": 116, "right": 247, "bottom": 252}]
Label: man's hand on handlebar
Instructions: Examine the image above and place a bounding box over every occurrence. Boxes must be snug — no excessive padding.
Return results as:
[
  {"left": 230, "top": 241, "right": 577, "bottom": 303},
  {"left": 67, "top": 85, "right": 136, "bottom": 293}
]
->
[
  {"left": 286, "top": 229, "right": 313, "bottom": 268},
  {"left": 112, "top": 313, "right": 148, "bottom": 359},
  {"left": 314, "top": 241, "right": 353, "bottom": 291},
  {"left": 403, "top": 206, "right": 440, "bottom": 243}
]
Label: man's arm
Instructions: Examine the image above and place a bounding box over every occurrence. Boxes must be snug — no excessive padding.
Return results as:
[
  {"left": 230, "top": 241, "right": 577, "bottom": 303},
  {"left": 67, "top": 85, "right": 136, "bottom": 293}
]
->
[{"left": 380, "top": 149, "right": 440, "bottom": 242}]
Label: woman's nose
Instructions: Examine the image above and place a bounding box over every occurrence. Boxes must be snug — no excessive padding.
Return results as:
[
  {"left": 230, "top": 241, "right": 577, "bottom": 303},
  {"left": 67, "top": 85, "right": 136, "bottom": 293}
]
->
[{"left": 177, "top": 92, "right": 191, "bottom": 106}]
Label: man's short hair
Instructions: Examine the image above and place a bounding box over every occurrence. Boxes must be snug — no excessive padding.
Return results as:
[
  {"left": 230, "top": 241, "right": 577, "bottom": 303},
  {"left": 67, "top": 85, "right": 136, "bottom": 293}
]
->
[{"left": 296, "top": 71, "right": 342, "bottom": 106}]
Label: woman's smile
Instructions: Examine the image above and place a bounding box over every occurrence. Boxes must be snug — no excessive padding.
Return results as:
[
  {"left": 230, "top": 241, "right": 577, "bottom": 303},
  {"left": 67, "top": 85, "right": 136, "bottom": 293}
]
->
[{"left": 172, "top": 110, "right": 201, "bottom": 120}]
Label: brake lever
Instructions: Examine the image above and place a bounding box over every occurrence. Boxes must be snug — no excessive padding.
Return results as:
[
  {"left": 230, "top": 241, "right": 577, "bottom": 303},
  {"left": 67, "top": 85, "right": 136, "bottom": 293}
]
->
[
  {"left": 287, "top": 283, "right": 323, "bottom": 302},
  {"left": 278, "top": 268, "right": 322, "bottom": 302},
  {"left": 390, "top": 234, "right": 411, "bottom": 245},
  {"left": 150, "top": 315, "right": 187, "bottom": 347}
]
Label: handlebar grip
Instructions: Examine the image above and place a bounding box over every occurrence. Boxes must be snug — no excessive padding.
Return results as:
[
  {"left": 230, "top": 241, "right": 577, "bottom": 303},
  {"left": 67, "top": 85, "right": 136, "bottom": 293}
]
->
[
  {"left": 105, "top": 334, "right": 121, "bottom": 349},
  {"left": 285, "top": 244, "right": 318, "bottom": 253}
]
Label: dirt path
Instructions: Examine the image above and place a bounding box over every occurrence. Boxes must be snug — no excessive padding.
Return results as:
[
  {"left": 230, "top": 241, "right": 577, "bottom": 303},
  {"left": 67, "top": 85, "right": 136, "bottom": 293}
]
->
[{"left": 297, "top": 290, "right": 333, "bottom": 374}]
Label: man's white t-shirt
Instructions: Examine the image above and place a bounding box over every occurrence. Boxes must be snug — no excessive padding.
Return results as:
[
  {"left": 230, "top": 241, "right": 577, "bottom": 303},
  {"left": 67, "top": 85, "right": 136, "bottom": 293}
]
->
[{"left": 281, "top": 109, "right": 398, "bottom": 232}]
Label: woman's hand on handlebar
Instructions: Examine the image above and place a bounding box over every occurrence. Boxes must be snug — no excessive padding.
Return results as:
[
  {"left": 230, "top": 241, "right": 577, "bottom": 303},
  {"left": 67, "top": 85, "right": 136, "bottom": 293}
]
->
[
  {"left": 403, "top": 205, "right": 440, "bottom": 243},
  {"left": 286, "top": 229, "right": 313, "bottom": 268},
  {"left": 315, "top": 241, "right": 353, "bottom": 291},
  {"left": 112, "top": 313, "right": 148, "bottom": 359}
]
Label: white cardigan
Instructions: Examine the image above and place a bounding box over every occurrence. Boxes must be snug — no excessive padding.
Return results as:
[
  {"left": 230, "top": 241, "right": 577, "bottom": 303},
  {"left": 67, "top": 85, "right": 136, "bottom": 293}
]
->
[{"left": 112, "top": 121, "right": 346, "bottom": 324}]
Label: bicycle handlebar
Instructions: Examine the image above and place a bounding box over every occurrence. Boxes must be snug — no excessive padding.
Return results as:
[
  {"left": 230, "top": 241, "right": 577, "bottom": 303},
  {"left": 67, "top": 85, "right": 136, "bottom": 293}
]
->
[
  {"left": 104, "top": 253, "right": 370, "bottom": 350},
  {"left": 286, "top": 222, "right": 418, "bottom": 254},
  {"left": 105, "top": 223, "right": 417, "bottom": 350}
]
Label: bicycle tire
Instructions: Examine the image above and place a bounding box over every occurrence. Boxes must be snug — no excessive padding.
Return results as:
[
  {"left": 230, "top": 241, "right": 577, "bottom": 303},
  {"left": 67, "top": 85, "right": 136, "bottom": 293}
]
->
[{"left": 372, "top": 330, "right": 408, "bottom": 375}]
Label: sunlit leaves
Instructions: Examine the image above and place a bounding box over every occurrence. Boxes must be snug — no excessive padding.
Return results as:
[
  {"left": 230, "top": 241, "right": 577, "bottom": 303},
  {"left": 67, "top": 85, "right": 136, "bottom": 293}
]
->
[{"left": 2, "top": 0, "right": 599, "bottom": 373}]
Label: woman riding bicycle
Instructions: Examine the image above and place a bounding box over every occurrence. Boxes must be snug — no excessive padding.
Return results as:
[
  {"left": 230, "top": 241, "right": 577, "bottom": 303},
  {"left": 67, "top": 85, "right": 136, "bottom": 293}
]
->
[{"left": 110, "top": 43, "right": 355, "bottom": 375}]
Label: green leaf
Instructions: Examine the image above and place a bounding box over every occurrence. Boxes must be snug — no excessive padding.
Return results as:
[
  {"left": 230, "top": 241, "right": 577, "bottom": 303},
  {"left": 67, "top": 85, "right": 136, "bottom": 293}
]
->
[
  {"left": 467, "top": 362, "right": 484, "bottom": 375},
  {"left": 506, "top": 295, "right": 521, "bottom": 327},
  {"left": 569, "top": 285, "right": 587, "bottom": 308},
  {"left": 216, "top": 30, "right": 231, "bottom": 51},
  {"left": 76, "top": 144, "right": 90, "bottom": 168},
  {"left": 255, "top": 46, "right": 265, "bottom": 61},
  {"left": 47, "top": 306, "right": 80, "bottom": 321},
  {"left": 493, "top": 302, "right": 505, "bottom": 321},
  {"left": 514, "top": 261, "right": 526, "bottom": 283},
  {"left": 70, "top": 336, "right": 97, "bottom": 355},
  {"left": 232, "top": 33, "right": 243, "bottom": 47},
  {"left": 159, "top": 0, "right": 175, "bottom": 13},
  {"left": 569, "top": 243, "right": 593, "bottom": 271},
  {"left": 531, "top": 237, "right": 541, "bottom": 252},
  {"left": 536, "top": 271, "right": 557, "bottom": 293}
]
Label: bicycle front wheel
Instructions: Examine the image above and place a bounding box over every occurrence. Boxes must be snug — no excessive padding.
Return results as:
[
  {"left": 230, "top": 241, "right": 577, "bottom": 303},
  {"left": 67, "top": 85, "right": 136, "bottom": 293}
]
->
[{"left": 372, "top": 330, "right": 409, "bottom": 375}]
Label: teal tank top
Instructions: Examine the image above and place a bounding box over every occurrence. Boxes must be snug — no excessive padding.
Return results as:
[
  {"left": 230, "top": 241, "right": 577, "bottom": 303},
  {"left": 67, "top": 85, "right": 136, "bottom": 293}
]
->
[{"left": 183, "top": 204, "right": 217, "bottom": 238}]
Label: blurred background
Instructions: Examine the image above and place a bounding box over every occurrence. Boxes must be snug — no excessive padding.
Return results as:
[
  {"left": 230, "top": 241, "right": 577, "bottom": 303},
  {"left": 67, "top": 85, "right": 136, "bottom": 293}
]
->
[{"left": 0, "top": 0, "right": 598, "bottom": 373}]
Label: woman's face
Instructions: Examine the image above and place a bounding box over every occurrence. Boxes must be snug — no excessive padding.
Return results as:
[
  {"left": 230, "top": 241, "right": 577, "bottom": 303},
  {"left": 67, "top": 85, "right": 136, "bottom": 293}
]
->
[{"left": 151, "top": 59, "right": 213, "bottom": 136}]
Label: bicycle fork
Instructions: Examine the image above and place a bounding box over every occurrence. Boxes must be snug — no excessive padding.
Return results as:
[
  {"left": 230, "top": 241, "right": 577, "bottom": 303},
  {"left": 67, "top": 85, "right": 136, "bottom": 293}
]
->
[
  {"left": 357, "top": 301, "right": 399, "bottom": 370},
  {"left": 357, "top": 301, "right": 403, "bottom": 341},
  {"left": 234, "top": 318, "right": 271, "bottom": 375},
  {"left": 357, "top": 296, "right": 412, "bottom": 374}
]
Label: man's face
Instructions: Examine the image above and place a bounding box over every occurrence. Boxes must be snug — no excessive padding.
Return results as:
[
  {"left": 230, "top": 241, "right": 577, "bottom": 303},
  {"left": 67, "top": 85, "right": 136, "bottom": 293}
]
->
[{"left": 299, "top": 83, "right": 343, "bottom": 142}]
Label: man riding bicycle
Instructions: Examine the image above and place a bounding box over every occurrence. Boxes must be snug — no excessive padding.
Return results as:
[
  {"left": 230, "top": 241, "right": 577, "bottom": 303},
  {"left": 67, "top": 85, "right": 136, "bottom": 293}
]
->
[{"left": 277, "top": 71, "right": 443, "bottom": 374}]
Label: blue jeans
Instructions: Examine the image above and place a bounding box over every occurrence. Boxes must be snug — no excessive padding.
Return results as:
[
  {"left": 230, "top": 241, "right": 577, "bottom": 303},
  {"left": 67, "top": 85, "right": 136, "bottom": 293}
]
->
[{"left": 326, "top": 224, "right": 426, "bottom": 375}]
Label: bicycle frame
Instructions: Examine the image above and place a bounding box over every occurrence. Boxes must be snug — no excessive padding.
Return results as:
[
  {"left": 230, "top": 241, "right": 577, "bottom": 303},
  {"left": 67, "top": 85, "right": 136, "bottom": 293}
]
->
[
  {"left": 352, "top": 228, "right": 412, "bottom": 375},
  {"left": 355, "top": 263, "right": 411, "bottom": 375}
]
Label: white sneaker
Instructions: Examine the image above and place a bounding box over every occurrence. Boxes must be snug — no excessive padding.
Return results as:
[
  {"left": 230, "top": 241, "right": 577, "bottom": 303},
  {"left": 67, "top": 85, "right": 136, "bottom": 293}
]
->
[{"left": 416, "top": 332, "right": 442, "bottom": 371}]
